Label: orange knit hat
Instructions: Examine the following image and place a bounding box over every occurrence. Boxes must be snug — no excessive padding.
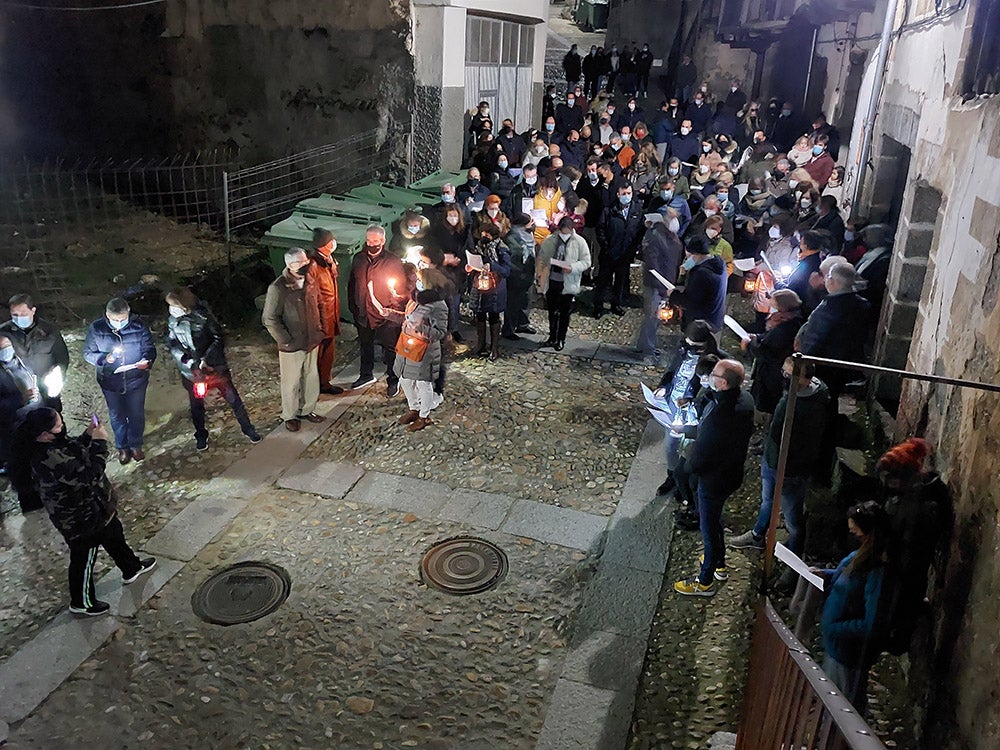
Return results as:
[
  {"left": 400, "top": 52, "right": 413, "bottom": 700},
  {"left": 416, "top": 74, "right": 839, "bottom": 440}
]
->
[{"left": 876, "top": 437, "right": 930, "bottom": 478}]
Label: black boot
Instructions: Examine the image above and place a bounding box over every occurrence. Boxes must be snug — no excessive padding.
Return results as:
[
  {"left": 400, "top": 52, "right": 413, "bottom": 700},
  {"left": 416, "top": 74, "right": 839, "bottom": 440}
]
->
[
  {"left": 489, "top": 323, "right": 502, "bottom": 361},
  {"left": 475, "top": 319, "right": 488, "bottom": 355},
  {"left": 657, "top": 472, "right": 676, "bottom": 495}
]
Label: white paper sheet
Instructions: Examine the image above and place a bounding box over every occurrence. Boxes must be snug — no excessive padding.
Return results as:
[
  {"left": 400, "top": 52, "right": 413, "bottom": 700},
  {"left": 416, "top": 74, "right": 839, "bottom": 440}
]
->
[
  {"left": 549, "top": 258, "right": 572, "bottom": 271},
  {"left": 734, "top": 257, "right": 757, "bottom": 273},
  {"left": 521, "top": 198, "right": 535, "bottom": 215},
  {"left": 724, "top": 315, "right": 751, "bottom": 341},
  {"left": 466, "top": 252, "right": 485, "bottom": 271},
  {"left": 775, "top": 542, "right": 824, "bottom": 591},
  {"left": 470, "top": 201, "right": 485, "bottom": 213},
  {"left": 644, "top": 212, "right": 663, "bottom": 225},
  {"left": 649, "top": 269, "right": 675, "bottom": 292},
  {"left": 640, "top": 382, "right": 671, "bottom": 411},
  {"left": 530, "top": 208, "right": 549, "bottom": 228},
  {"left": 113, "top": 360, "right": 147, "bottom": 375},
  {"left": 646, "top": 407, "right": 686, "bottom": 433}
]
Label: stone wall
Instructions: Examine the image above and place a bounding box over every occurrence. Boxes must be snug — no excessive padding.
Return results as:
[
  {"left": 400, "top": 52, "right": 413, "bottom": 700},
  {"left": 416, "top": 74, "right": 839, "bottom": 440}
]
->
[{"left": 0, "top": 0, "right": 414, "bottom": 164}]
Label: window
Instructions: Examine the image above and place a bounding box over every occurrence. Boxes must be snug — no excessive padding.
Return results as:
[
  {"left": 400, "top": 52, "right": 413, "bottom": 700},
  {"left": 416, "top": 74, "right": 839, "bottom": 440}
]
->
[{"left": 961, "top": 0, "right": 1000, "bottom": 97}]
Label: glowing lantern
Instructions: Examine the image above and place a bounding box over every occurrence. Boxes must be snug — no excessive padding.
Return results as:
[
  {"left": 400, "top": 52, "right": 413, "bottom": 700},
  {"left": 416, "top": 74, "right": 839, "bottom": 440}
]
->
[
  {"left": 475, "top": 270, "right": 497, "bottom": 292},
  {"left": 743, "top": 275, "right": 757, "bottom": 293},
  {"left": 193, "top": 381, "right": 208, "bottom": 399},
  {"left": 657, "top": 301, "right": 676, "bottom": 323}
]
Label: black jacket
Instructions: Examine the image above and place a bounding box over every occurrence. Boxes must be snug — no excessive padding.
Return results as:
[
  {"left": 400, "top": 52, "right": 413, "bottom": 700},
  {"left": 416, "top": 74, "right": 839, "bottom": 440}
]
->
[
  {"left": 798, "top": 292, "right": 871, "bottom": 390},
  {"left": 670, "top": 255, "right": 727, "bottom": 331},
  {"left": 563, "top": 50, "right": 582, "bottom": 80},
  {"left": 642, "top": 225, "right": 683, "bottom": 289},
  {"left": 748, "top": 312, "right": 804, "bottom": 414},
  {"left": 688, "top": 387, "right": 755, "bottom": 495},
  {"left": 347, "top": 249, "right": 407, "bottom": 329},
  {"left": 166, "top": 303, "right": 229, "bottom": 381},
  {"left": 784, "top": 252, "right": 824, "bottom": 315},
  {"left": 555, "top": 103, "right": 585, "bottom": 136},
  {"left": 598, "top": 199, "right": 645, "bottom": 261},
  {"left": 0, "top": 318, "right": 69, "bottom": 399},
  {"left": 763, "top": 378, "right": 830, "bottom": 477}
]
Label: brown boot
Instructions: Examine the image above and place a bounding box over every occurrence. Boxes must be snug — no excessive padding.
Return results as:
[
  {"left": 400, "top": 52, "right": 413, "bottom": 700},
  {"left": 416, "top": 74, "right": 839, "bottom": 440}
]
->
[
  {"left": 489, "top": 322, "right": 501, "bottom": 361},
  {"left": 397, "top": 409, "right": 419, "bottom": 425},
  {"left": 475, "top": 319, "right": 488, "bottom": 355},
  {"left": 407, "top": 416, "right": 433, "bottom": 432}
]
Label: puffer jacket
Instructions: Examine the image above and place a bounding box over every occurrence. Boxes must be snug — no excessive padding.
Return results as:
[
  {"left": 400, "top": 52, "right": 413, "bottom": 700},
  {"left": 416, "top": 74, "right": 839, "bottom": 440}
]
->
[
  {"left": 32, "top": 432, "right": 116, "bottom": 542},
  {"left": 536, "top": 232, "right": 591, "bottom": 295},
  {"left": 393, "top": 290, "right": 449, "bottom": 382},
  {"left": 166, "top": 302, "right": 229, "bottom": 381},
  {"left": 83, "top": 316, "right": 157, "bottom": 394}
]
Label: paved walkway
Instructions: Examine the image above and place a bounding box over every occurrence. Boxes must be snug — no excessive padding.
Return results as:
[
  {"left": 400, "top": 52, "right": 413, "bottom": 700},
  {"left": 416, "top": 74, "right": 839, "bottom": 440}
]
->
[{"left": 0, "top": 338, "right": 674, "bottom": 748}]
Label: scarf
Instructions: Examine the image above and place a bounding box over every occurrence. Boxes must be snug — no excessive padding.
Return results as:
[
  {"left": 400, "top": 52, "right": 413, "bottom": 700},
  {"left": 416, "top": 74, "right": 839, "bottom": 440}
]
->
[
  {"left": 477, "top": 237, "right": 504, "bottom": 265},
  {"left": 855, "top": 246, "right": 891, "bottom": 275}
]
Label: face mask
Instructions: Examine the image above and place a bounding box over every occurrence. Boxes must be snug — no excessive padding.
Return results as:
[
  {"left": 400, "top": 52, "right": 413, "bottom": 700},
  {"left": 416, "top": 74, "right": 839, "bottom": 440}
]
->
[
  {"left": 788, "top": 179, "right": 799, "bottom": 189},
  {"left": 628, "top": 103, "right": 635, "bottom": 111},
  {"left": 524, "top": 175, "right": 537, "bottom": 185},
  {"left": 588, "top": 173, "right": 599, "bottom": 184},
  {"left": 707, "top": 379, "right": 721, "bottom": 392},
  {"left": 706, "top": 229, "right": 719, "bottom": 239},
  {"left": 481, "top": 109, "right": 489, "bottom": 116},
  {"left": 731, "top": 86, "right": 738, "bottom": 93},
  {"left": 567, "top": 99, "right": 575, "bottom": 106},
  {"left": 812, "top": 145, "right": 824, "bottom": 156},
  {"left": 487, "top": 208, "right": 499, "bottom": 218},
  {"left": 468, "top": 178, "right": 479, "bottom": 186},
  {"left": 559, "top": 231, "right": 572, "bottom": 240},
  {"left": 844, "top": 230, "right": 855, "bottom": 242},
  {"left": 754, "top": 136, "right": 764, "bottom": 144},
  {"left": 545, "top": 123, "right": 555, "bottom": 132},
  {"left": 668, "top": 167, "right": 679, "bottom": 176},
  {"left": 800, "top": 198, "right": 812, "bottom": 209},
  {"left": 704, "top": 208, "right": 717, "bottom": 217},
  {"left": 294, "top": 262, "right": 311, "bottom": 276},
  {"left": 108, "top": 317, "right": 128, "bottom": 331},
  {"left": 668, "top": 218, "right": 681, "bottom": 233},
  {"left": 680, "top": 127, "right": 691, "bottom": 136},
  {"left": 12, "top": 314, "right": 32, "bottom": 329},
  {"left": 407, "top": 224, "right": 421, "bottom": 234},
  {"left": 695, "top": 99, "right": 703, "bottom": 107},
  {"left": 611, "top": 143, "right": 621, "bottom": 152},
  {"left": 497, "top": 160, "right": 508, "bottom": 169},
  {"left": 700, "top": 375, "right": 711, "bottom": 387},
  {"left": 168, "top": 305, "right": 186, "bottom": 318},
  {"left": 769, "top": 226, "right": 781, "bottom": 239},
  {"left": 717, "top": 192, "right": 729, "bottom": 203},
  {"left": 700, "top": 165, "right": 709, "bottom": 174},
  {"left": 750, "top": 188, "right": 762, "bottom": 195},
  {"left": 660, "top": 190, "right": 673, "bottom": 201},
  {"left": 702, "top": 145, "right": 711, "bottom": 153},
  {"left": 619, "top": 194, "right": 632, "bottom": 205},
  {"left": 415, "top": 277, "right": 425, "bottom": 292},
  {"left": 441, "top": 193, "right": 455, "bottom": 203},
  {"left": 781, "top": 109, "right": 791, "bottom": 117},
  {"left": 447, "top": 215, "right": 459, "bottom": 226},
  {"left": 366, "top": 243, "right": 383, "bottom": 255},
  {"left": 682, "top": 257, "right": 696, "bottom": 271},
  {"left": 0, "top": 346, "right": 13, "bottom": 363}
]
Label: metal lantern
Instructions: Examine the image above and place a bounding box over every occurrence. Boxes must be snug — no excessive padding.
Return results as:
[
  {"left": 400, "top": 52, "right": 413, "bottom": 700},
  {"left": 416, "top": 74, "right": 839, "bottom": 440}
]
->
[
  {"left": 743, "top": 272, "right": 758, "bottom": 295},
  {"left": 657, "top": 301, "right": 677, "bottom": 323},
  {"left": 475, "top": 270, "right": 497, "bottom": 292}
]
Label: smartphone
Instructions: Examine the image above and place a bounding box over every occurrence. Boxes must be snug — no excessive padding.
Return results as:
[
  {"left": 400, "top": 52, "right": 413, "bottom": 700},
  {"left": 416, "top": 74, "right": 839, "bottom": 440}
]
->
[{"left": 91, "top": 413, "right": 99, "bottom": 427}]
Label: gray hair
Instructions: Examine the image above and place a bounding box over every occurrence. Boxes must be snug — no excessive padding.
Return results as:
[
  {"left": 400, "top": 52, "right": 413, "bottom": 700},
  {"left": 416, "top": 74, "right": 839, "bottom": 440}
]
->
[
  {"left": 365, "top": 225, "right": 386, "bottom": 238},
  {"left": 283, "top": 247, "right": 308, "bottom": 265},
  {"left": 828, "top": 262, "right": 860, "bottom": 290},
  {"left": 441, "top": 183, "right": 455, "bottom": 194},
  {"left": 105, "top": 297, "right": 130, "bottom": 315},
  {"left": 819, "top": 254, "right": 847, "bottom": 274}
]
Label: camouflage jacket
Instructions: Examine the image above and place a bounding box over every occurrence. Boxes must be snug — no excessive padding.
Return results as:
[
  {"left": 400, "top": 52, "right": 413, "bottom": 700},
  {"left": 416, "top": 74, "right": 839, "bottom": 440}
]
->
[{"left": 32, "top": 433, "right": 116, "bottom": 542}]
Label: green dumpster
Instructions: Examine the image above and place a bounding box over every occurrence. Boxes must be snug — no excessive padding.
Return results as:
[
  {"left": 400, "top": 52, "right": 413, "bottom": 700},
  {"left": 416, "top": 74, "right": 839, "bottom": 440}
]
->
[
  {"left": 574, "top": 0, "right": 609, "bottom": 31},
  {"left": 295, "top": 194, "right": 399, "bottom": 225},
  {"left": 346, "top": 182, "right": 438, "bottom": 209},
  {"left": 408, "top": 170, "right": 466, "bottom": 193},
  {"left": 261, "top": 213, "right": 377, "bottom": 325}
]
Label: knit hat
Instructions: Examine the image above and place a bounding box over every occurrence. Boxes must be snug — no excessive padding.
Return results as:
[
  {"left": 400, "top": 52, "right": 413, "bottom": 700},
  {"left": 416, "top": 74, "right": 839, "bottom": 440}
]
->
[{"left": 876, "top": 437, "right": 930, "bottom": 479}]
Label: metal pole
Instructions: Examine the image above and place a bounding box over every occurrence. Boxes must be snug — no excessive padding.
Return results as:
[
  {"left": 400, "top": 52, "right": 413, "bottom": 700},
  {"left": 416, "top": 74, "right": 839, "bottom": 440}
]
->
[
  {"left": 795, "top": 354, "right": 1000, "bottom": 394},
  {"left": 802, "top": 26, "right": 818, "bottom": 113},
  {"left": 763, "top": 354, "right": 802, "bottom": 580},
  {"left": 849, "top": 0, "right": 901, "bottom": 217},
  {"left": 222, "top": 171, "right": 232, "bottom": 288}
]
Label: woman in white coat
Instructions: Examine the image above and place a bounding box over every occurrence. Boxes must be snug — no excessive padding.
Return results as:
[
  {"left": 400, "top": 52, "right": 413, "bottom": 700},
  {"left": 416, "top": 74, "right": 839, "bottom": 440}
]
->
[{"left": 535, "top": 216, "right": 592, "bottom": 351}]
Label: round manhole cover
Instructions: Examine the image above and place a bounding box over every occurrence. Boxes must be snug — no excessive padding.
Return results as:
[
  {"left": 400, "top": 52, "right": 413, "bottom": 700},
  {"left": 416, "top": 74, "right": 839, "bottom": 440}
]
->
[
  {"left": 192, "top": 561, "right": 291, "bottom": 626},
  {"left": 420, "top": 537, "right": 508, "bottom": 595}
]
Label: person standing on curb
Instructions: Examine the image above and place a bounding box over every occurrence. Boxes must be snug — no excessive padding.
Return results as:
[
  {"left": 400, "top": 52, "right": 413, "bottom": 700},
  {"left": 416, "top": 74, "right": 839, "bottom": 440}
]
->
[
  {"left": 164, "top": 287, "right": 262, "bottom": 450},
  {"left": 1, "top": 293, "right": 70, "bottom": 411},
  {"left": 83, "top": 298, "right": 156, "bottom": 465},
  {"left": 674, "top": 359, "right": 754, "bottom": 596},
  {"left": 12, "top": 407, "right": 155, "bottom": 616},
  {"left": 308, "top": 228, "right": 344, "bottom": 395},
  {"left": 262, "top": 248, "right": 326, "bottom": 432}
]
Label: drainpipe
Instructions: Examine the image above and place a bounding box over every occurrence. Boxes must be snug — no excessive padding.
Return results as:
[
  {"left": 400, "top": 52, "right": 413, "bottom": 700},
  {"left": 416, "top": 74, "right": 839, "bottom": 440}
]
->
[
  {"left": 801, "top": 26, "right": 818, "bottom": 112},
  {"left": 849, "top": 0, "right": 900, "bottom": 216}
]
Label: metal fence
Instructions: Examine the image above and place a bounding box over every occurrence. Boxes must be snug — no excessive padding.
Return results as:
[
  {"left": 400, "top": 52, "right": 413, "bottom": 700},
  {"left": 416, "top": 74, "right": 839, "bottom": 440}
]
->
[
  {"left": 736, "top": 599, "right": 887, "bottom": 750},
  {"left": 223, "top": 129, "right": 390, "bottom": 240}
]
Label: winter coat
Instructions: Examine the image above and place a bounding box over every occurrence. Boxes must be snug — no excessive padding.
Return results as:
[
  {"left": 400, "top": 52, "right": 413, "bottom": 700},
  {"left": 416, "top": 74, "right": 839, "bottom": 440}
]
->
[
  {"left": 667, "top": 132, "right": 700, "bottom": 169},
  {"left": 598, "top": 199, "right": 645, "bottom": 262},
  {"left": 0, "top": 318, "right": 69, "bottom": 400},
  {"left": 262, "top": 269, "right": 325, "bottom": 352},
  {"left": 763, "top": 377, "right": 830, "bottom": 476},
  {"left": 803, "top": 152, "right": 836, "bottom": 189},
  {"left": 32, "top": 433, "right": 117, "bottom": 543},
  {"left": 166, "top": 303, "right": 230, "bottom": 381},
  {"left": 784, "top": 251, "right": 824, "bottom": 315},
  {"left": 432, "top": 223, "right": 470, "bottom": 293},
  {"left": 641, "top": 225, "right": 683, "bottom": 289},
  {"left": 748, "top": 311, "right": 804, "bottom": 414},
  {"left": 469, "top": 238, "right": 512, "bottom": 314},
  {"left": 347, "top": 249, "right": 407, "bottom": 329},
  {"left": 685, "top": 101, "right": 712, "bottom": 134},
  {"left": 536, "top": 232, "right": 591, "bottom": 295},
  {"left": 562, "top": 50, "right": 582, "bottom": 80},
  {"left": 670, "top": 254, "right": 727, "bottom": 331},
  {"left": 307, "top": 247, "right": 342, "bottom": 337},
  {"left": 393, "top": 292, "right": 449, "bottom": 382},
  {"left": 687, "top": 386, "right": 755, "bottom": 496},
  {"left": 798, "top": 291, "right": 870, "bottom": 390},
  {"left": 83, "top": 316, "right": 157, "bottom": 394},
  {"left": 489, "top": 168, "right": 518, "bottom": 201},
  {"left": 821, "top": 552, "right": 885, "bottom": 668},
  {"left": 555, "top": 103, "right": 584, "bottom": 136}
]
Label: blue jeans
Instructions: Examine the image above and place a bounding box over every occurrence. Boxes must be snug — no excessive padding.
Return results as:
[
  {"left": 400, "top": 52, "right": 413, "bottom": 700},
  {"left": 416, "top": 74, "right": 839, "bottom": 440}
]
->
[
  {"left": 102, "top": 386, "right": 147, "bottom": 450},
  {"left": 753, "top": 462, "right": 809, "bottom": 554},
  {"left": 697, "top": 483, "right": 729, "bottom": 585}
]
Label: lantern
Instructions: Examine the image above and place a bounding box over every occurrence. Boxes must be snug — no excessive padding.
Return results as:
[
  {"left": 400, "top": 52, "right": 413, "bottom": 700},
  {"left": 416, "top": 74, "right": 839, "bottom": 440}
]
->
[
  {"left": 193, "top": 380, "right": 208, "bottom": 399},
  {"left": 743, "top": 272, "right": 757, "bottom": 295},
  {"left": 657, "top": 301, "right": 676, "bottom": 323},
  {"left": 475, "top": 270, "right": 497, "bottom": 292}
]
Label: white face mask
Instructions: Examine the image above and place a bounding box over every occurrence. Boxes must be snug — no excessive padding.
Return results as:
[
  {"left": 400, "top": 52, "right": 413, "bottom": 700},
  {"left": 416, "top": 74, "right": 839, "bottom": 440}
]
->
[
  {"left": 703, "top": 208, "right": 717, "bottom": 217},
  {"left": 788, "top": 179, "right": 799, "bottom": 189},
  {"left": 559, "top": 231, "right": 572, "bottom": 240},
  {"left": 487, "top": 208, "right": 499, "bottom": 217},
  {"left": 769, "top": 226, "right": 781, "bottom": 239},
  {"left": 446, "top": 215, "right": 459, "bottom": 226},
  {"left": 800, "top": 198, "right": 812, "bottom": 209},
  {"left": 680, "top": 127, "right": 691, "bottom": 136},
  {"left": 407, "top": 224, "right": 421, "bottom": 234},
  {"left": 524, "top": 176, "right": 537, "bottom": 185},
  {"left": 667, "top": 218, "right": 681, "bottom": 233},
  {"left": 168, "top": 305, "right": 186, "bottom": 318},
  {"left": 700, "top": 165, "right": 709, "bottom": 174},
  {"left": 706, "top": 229, "right": 719, "bottom": 239}
]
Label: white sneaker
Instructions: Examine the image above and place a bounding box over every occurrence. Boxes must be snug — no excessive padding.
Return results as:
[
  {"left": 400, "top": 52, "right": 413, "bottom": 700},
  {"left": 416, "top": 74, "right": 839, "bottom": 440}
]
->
[{"left": 431, "top": 393, "right": 444, "bottom": 411}]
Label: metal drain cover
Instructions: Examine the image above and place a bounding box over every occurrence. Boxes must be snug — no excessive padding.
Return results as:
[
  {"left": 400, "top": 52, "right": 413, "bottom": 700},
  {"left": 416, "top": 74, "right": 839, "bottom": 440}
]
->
[
  {"left": 420, "top": 537, "right": 508, "bottom": 595},
  {"left": 192, "top": 561, "right": 291, "bottom": 625}
]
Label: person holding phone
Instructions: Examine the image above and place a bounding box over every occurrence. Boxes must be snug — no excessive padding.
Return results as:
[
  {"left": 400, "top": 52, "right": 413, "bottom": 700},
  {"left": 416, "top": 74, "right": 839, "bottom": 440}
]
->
[
  {"left": 83, "top": 297, "right": 157, "bottom": 464},
  {"left": 11, "top": 408, "right": 155, "bottom": 616}
]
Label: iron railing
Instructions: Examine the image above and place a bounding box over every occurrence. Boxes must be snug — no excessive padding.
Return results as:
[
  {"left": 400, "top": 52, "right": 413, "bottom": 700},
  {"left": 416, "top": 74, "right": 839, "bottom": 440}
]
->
[{"left": 737, "top": 599, "right": 887, "bottom": 750}]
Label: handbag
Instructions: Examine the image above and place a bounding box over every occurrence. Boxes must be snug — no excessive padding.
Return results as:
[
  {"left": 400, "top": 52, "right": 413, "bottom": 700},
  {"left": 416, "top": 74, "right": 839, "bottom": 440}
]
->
[
  {"left": 474, "top": 270, "right": 497, "bottom": 292},
  {"left": 395, "top": 329, "right": 429, "bottom": 362}
]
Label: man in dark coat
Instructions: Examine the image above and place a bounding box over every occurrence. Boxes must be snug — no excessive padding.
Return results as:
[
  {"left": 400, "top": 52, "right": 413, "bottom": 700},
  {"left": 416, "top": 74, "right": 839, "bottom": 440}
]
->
[
  {"left": 83, "top": 297, "right": 157, "bottom": 464},
  {"left": 667, "top": 235, "right": 727, "bottom": 331},
  {"left": 555, "top": 92, "right": 585, "bottom": 137},
  {"left": 263, "top": 248, "right": 326, "bottom": 431},
  {"left": 1, "top": 294, "right": 70, "bottom": 411},
  {"left": 347, "top": 227, "right": 407, "bottom": 396},
  {"left": 582, "top": 46, "right": 600, "bottom": 99},
  {"left": 675, "top": 55, "right": 697, "bottom": 103},
  {"left": 667, "top": 119, "right": 700, "bottom": 174},
  {"left": 636, "top": 218, "right": 683, "bottom": 356},
  {"left": 594, "top": 183, "right": 645, "bottom": 317},
  {"left": 562, "top": 44, "right": 582, "bottom": 87},
  {"left": 0, "top": 334, "right": 39, "bottom": 486},
  {"left": 674, "top": 358, "right": 754, "bottom": 595},
  {"left": 685, "top": 92, "right": 712, "bottom": 135},
  {"left": 784, "top": 230, "right": 826, "bottom": 315},
  {"left": 634, "top": 44, "right": 654, "bottom": 97},
  {"left": 724, "top": 81, "right": 748, "bottom": 114},
  {"left": 771, "top": 101, "right": 807, "bottom": 151}
]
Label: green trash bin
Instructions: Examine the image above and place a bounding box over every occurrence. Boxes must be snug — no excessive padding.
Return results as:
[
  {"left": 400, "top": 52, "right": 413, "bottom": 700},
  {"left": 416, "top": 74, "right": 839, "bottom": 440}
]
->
[
  {"left": 574, "top": 0, "right": 609, "bottom": 31},
  {"left": 295, "top": 195, "right": 399, "bottom": 225},
  {"left": 408, "top": 170, "right": 466, "bottom": 193},
  {"left": 261, "top": 213, "right": 378, "bottom": 325},
  {"left": 346, "top": 182, "right": 438, "bottom": 209}
]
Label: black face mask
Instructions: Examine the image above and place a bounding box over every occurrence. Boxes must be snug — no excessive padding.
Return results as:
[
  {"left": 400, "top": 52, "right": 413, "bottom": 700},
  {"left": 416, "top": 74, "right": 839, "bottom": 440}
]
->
[
  {"left": 294, "top": 262, "right": 311, "bottom": 276},
  {"left": 366, "top": 244, "right": 383, "bottom": 255},
  {"left": 468, "top": 179, "right": 480, "bottom": 187}
]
